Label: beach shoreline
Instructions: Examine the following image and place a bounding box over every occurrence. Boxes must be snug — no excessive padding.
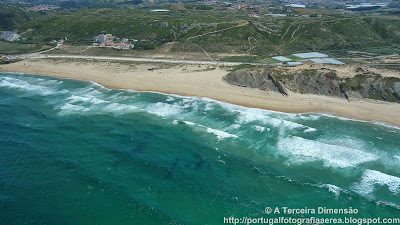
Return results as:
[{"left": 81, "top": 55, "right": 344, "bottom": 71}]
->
[{"left": 1, "top": 58, "right": 399, "bottom": 127}]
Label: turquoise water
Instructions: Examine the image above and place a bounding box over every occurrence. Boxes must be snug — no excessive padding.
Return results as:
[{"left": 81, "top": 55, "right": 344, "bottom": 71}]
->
[{"left": 0, "top": 72, "right": 399, "bottom": 225}]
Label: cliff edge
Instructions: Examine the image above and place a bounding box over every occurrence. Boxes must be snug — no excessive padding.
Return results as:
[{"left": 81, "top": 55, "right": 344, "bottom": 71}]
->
[{"left": 223, "top": 68, "right": 400, "bottom": 103}]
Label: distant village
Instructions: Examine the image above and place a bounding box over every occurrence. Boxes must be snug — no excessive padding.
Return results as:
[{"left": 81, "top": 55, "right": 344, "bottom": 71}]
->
[
  {"left": 26, "top": 4, "right": 59, "bottom": 11},
  {"left": 93, "top": 34, "right": 135, "bottom": 50}
]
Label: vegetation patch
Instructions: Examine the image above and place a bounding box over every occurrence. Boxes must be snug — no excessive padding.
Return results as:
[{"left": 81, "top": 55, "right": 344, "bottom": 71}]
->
[
  {"left": 231, "top": 64, "right": 256, "bottom": 71},
  {"left": 301, "top": 69, "right": 318, "bottom": 76},
  {"left": 220, "top": 56, "right": 264, "bottom": 63},
  {"left": 325, "top": 71, "right": 338, "bottom": 79},
  {"left": 344, "top": 75, "right": 367, "bottom": 91},
  {"left": 0, "top": 40, "right": 54, "bottom": 54}
]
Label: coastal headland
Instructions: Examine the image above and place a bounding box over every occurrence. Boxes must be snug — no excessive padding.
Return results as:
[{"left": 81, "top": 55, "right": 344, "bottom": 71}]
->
[{"left": 1, "top": 58, "right": 399, "bottom": 127}]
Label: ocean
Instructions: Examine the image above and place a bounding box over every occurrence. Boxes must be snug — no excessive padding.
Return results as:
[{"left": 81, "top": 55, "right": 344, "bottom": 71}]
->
[{"left": 0, "top": 72, "right": 399, "bottom": 225}]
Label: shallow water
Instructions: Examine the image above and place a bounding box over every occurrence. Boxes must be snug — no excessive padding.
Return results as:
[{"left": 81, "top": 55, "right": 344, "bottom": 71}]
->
[{"left": 0, "top": 72, "right": 399, "bottom": 224}]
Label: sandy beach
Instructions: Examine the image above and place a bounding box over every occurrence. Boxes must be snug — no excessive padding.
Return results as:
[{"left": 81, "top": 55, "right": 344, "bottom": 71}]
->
[{"left": 1, "top": 58, "right": 400, "bottom": 127}]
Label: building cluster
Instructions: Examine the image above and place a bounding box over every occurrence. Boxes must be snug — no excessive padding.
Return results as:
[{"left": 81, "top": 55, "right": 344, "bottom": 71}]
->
[
  {"left": 93, "top": 34, "right": 134, "bottom": 50},
  {"left": 26, "top": 4, "right": 59, "bottom": 11},
  {"left": 229, "top": 4, "right": 249, "bottom": 10},
  {"left": 50, "top": 39, "right": 65, "bottom": 44},
  {"left": 0, "top": 31, "right": 20, "bottom": 42}
]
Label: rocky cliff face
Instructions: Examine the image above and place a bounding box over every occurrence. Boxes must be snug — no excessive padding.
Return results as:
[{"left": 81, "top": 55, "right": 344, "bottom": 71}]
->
[
  {"left": 222, "top": 70, "right": 287, "bottom": 95},
  {"left": 223, "top": 69, "right": 400, "bottom": 103}
]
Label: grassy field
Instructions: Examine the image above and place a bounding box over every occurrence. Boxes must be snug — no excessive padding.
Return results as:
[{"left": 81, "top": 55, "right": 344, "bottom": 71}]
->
[{"left": 0, "top": 41, "right": 54, "bottom": 54}]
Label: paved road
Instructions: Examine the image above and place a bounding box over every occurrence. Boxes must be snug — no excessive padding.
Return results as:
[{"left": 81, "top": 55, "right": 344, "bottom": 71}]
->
[{"left": 20, "top": 54, "right": 279, "bottom": 67}]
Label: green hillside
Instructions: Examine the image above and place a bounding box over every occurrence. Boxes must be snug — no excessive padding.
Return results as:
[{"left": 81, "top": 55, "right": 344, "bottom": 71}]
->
[
  {"left": 0, "top": 4, "right": 41, "bottom": 30},
  {"left": 8, "top": 7, "right": 400, "bottom": 56}
]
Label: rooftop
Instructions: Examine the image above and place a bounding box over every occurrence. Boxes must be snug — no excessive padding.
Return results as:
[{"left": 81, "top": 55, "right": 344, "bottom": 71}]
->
[
  {"left": 310, "top": 58, "right": 345, "bottom": 65},
  {"left": 151, "top": 9, "right": 170, "bottom": 12},
  {"left": 286, "top": 4, "right": 306, "bottom": 8},
  {"left": 272, "top": 56, "right": 292, "bottom": 62},
  {"left": 293, "top": 52, "right": 328, "bottom": 59}
]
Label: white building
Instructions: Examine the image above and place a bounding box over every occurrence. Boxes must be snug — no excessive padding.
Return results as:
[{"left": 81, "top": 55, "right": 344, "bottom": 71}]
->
[
  {"left": 272, "top": 56, "right": 292, "bottom": 62},
  {"left": 151, "top": 9, "right": 170, "bottom": 12},
  {"left": 0, "top": 31, "right": 20, "bottom": 42},
  {"left": 94, "top": 34, "right": 115, "bottom": 43},
  {"left": 293, "top": 52, "right": 328, "bottom": 59},
  {"left": 310, "top": 58, "right": 345, "bottom": 65},
  {"left": 285, "top": 4, "right": 306, "bottom": 8}
]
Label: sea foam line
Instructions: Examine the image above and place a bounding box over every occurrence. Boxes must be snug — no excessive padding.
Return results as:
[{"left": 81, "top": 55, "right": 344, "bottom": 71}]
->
[
  {"left": 352, "top": 169, "right": 400, "bottom": 199},
  {"left": 277, "top": 136, "right": 378, "bottom": 168},
  {"left": 181, "top": 120, "right": 238, "bottom": 140}
]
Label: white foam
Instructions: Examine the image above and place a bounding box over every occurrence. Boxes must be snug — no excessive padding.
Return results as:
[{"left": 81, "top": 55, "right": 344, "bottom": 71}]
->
[
  {"left": 234, "top": 109, "right": 315, "bottom": 132},
  {"left": 59, "top": 103, "right": 89, "bottom": 112},
  {"left": 166, "top": 96, "right": 175, "bottom": 102},
  {"left": 217, "top": 159, "right": 226, "bottom": 164},
  {"left": 36, "top": 78, "right": 63, "bottom": 85},
  {"left": 67, "top": 95, "right": 107, "bottom": 104},
  {"left": 318, "top": 184, "right": 342, "bottom": 197},
  {"left": 228, "top": 124, "right": 241, "bottom": 129},
  {"left": 200, "top": 97, "right": 323, "bottom": 133},
  {"left": 75, "top": 86, "right": 102, "bottom": 97},
  {"left": 172, "top": 120, "right": 178, "bottom": 125},
  {"left": 0, "top": 78, "right": 60, "bottom": 96},
  {"left": 254, "top": 125, "right": 265, "bottom": 132},
  {"left": 352, "top": 169, "right": 400, "bottom": 198},
  {"left": 180, "top": 120, "right": 238, "bottom": 140},
  {"left": 277, "top": 119, "right": 312, "bottom": 130},
  {"left": 235, "top": 108, "right": 271, "bottom": 124},
  {"left": 183, "top": 121, "right": 196, "bottom": 126},
  {"left": 206, "top": 127, "right": 238, "bottom": 140},
  {"left": 277, "top": 136, "right": 378, "bottom": 168},
  {"left": 320, "top": 137, "right": 370, "bottom": 152},
  {"left": 230, "top": 106, "right": 320, "bottom": 134},
  {"left": 304, "top": 127, "right": 317, "bottom": 133},
  {"left": 107, "top": 92, "right": 129, "bottom": 101},
  {"left": 146, "top": 102, "right": 182, "bottom": 117},
  {"left": 103, "top": 103, "right": 138, "bottom": 113},
  {"left": 395, "top": 156, "right": 400, "bottom": 161},
  {"left": 0, "top": 80, "right": 22, "bottom": 89},
  {"left": 204, "top": 102, "right": 215, "bottom": 111},
  {"left": 320, "top": 113, "right": 400, "bottom": 130},
  {"left": 298, "top": 114, "right": 321, "bottom": 121},
  {"left": 376, "top": 200, "right": 400, "bottom": 209},
  {"left": 174, "top": 99, "right": 200, "bottom": 111}
]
